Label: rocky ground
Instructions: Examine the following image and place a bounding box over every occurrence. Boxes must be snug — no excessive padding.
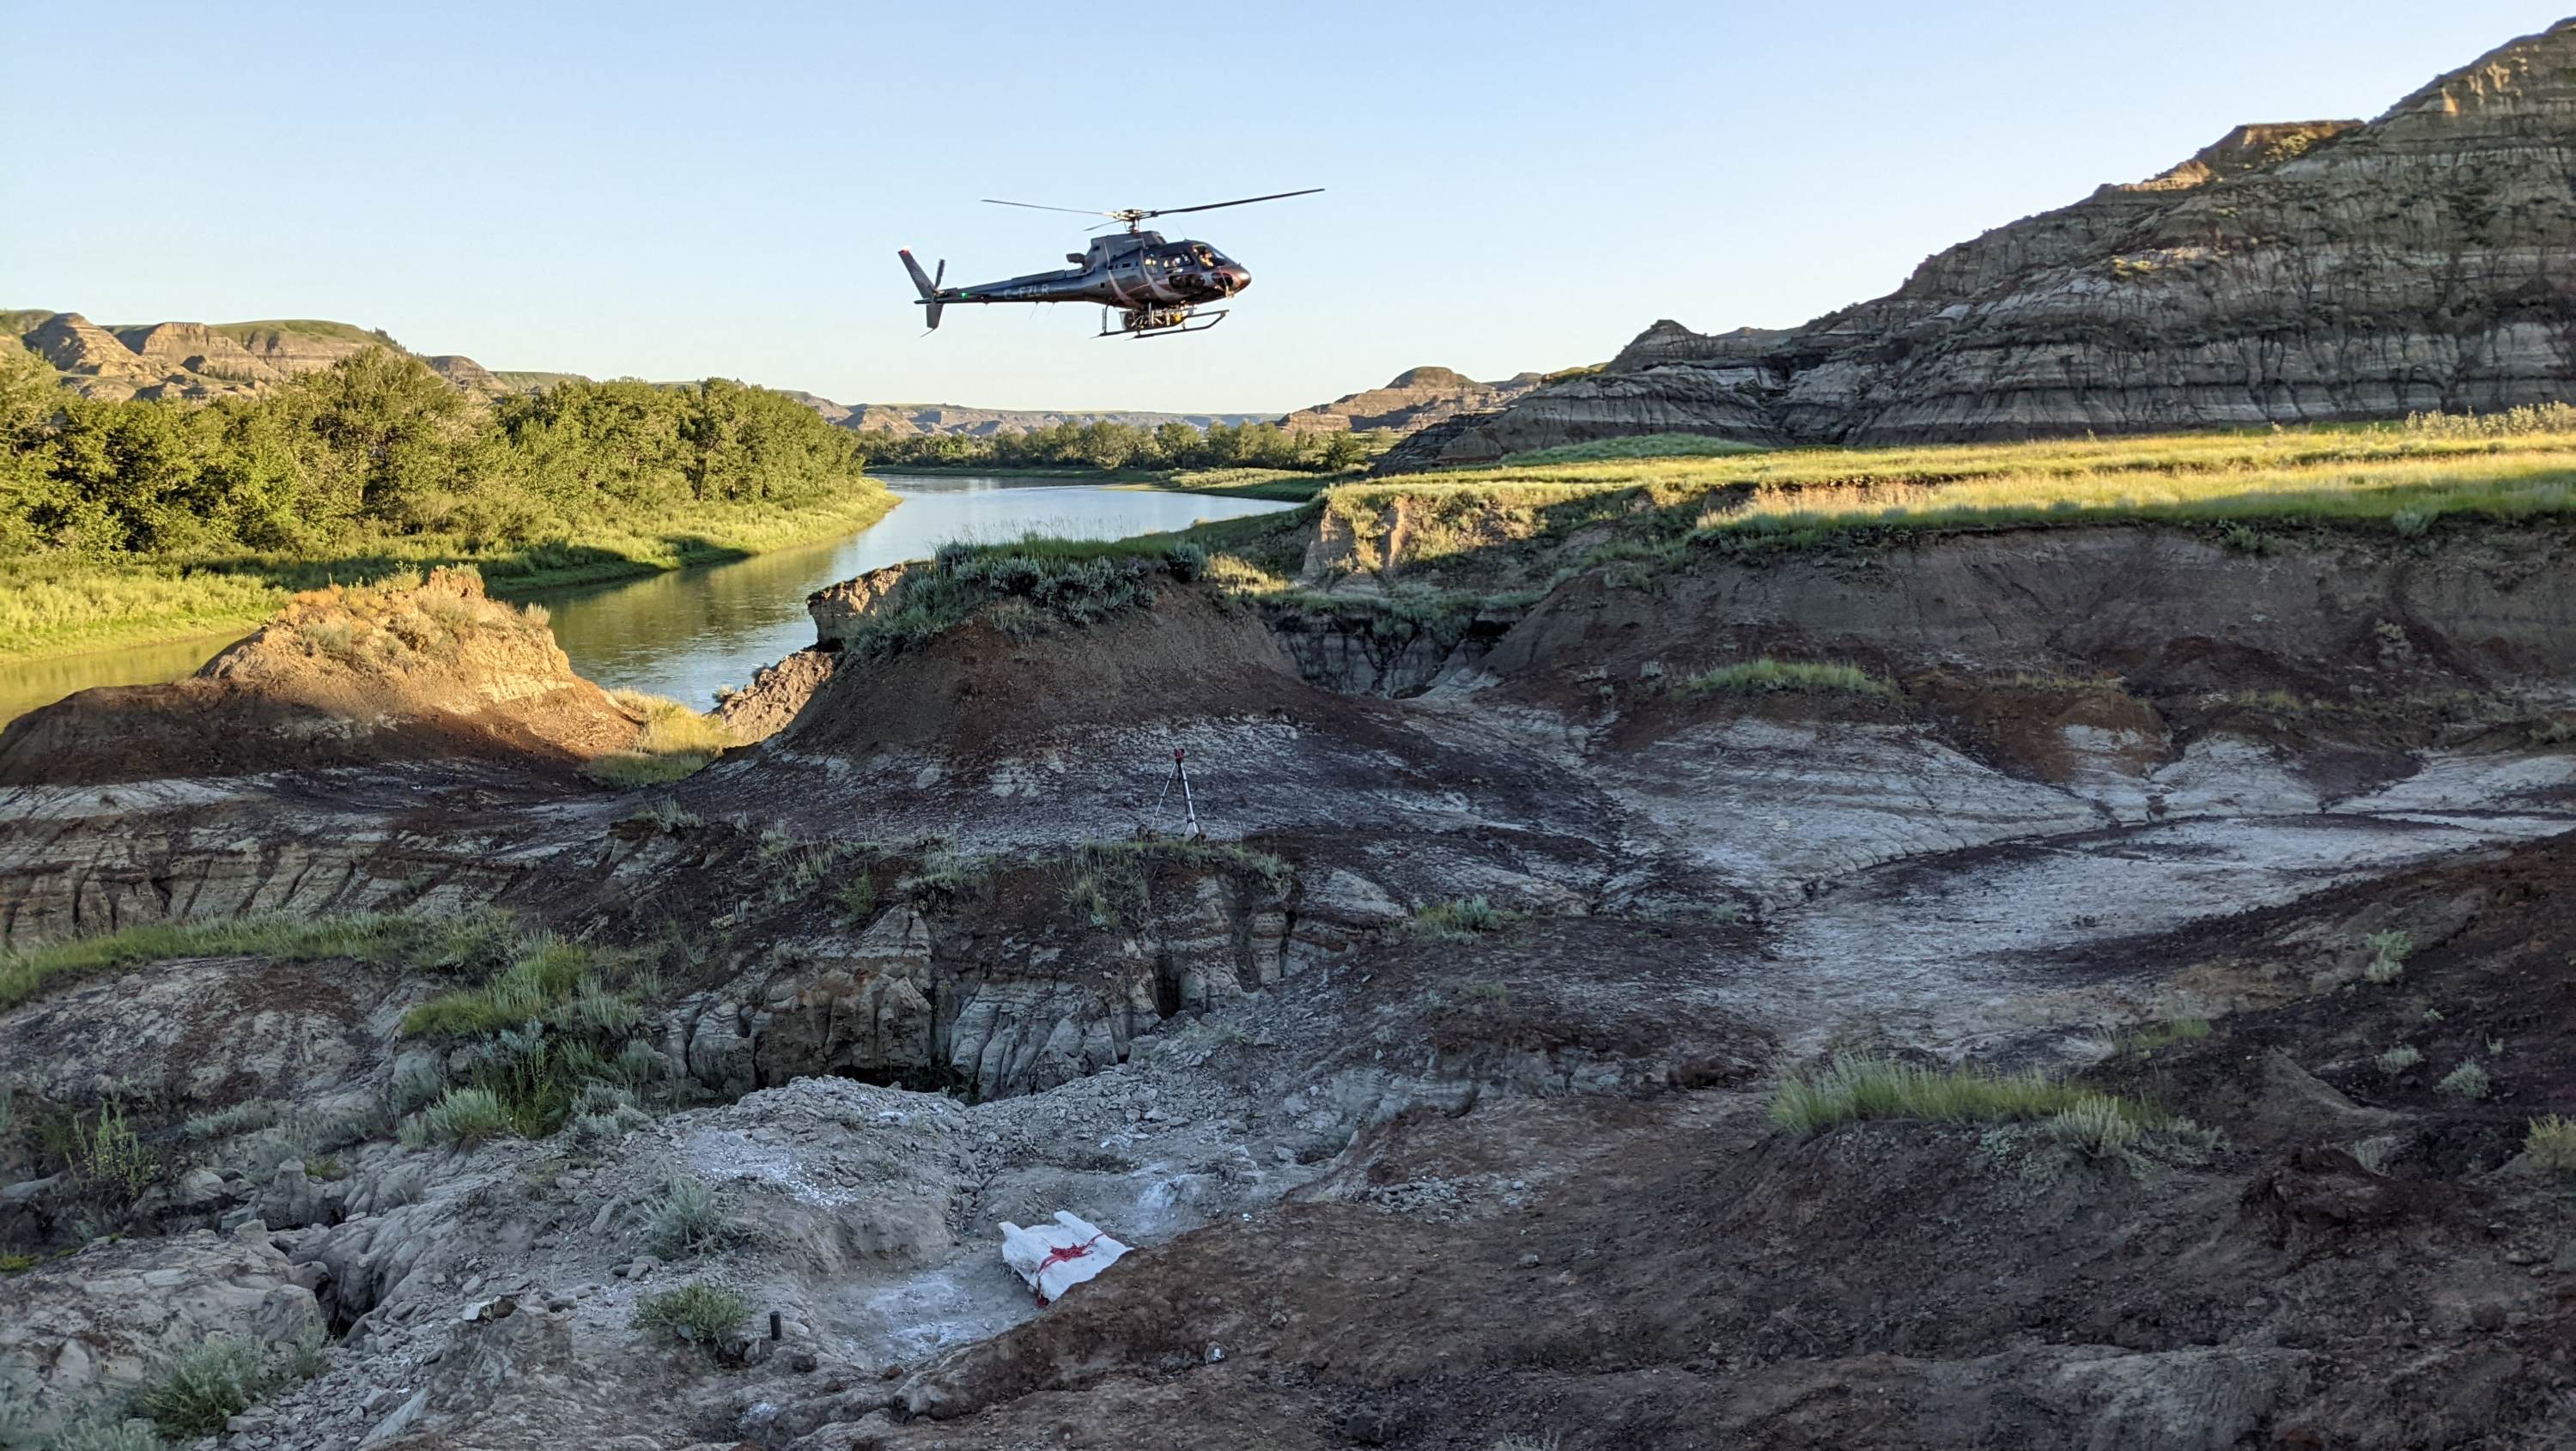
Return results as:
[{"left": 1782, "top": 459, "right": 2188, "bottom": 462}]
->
[{"left": 2, "top": 507, "right": 2573, "bottom": 1450}]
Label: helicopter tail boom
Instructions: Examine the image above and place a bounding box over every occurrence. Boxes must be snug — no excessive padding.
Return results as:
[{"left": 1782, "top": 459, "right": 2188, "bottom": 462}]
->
[{"left": 898, "top": 249, "right": 947, "bottom": 330}]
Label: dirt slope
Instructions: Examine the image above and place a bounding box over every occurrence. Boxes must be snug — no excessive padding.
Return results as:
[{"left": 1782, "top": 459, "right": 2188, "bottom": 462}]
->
[
  {"left": 769, "top": 584, "right": 1350, "bottom": 764},
  {"left": 0, "top": 568, "right": 638, "bottom": 785}
]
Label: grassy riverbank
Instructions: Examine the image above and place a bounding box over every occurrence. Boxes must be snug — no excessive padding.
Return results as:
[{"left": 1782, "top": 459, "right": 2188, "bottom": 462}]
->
[
  {"left": 0, "top": 489, "right": 898, "bottom": 662},
  {"left": 935, "top": 411, "right": 2576, "bottom": 622},
  {"left": 1, "top": 344, "right": 901, "bottom": 664}
]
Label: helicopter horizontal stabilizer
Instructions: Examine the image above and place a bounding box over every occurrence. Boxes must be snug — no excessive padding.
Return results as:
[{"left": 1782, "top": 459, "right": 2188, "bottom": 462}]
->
[{"left": 899, "top": 249, "right": 946, "bottom": 331}]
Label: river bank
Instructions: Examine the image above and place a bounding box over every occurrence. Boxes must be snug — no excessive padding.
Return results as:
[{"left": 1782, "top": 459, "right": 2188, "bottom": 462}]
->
[
  {"left": 871, "top": 458, "right": 1360, "bottom": 500},
  {"left": 0, "top": 489, "right": 902, "bottom": 666},
  {"left": 0, "top": 476, "right": 1296, "bottom": 726}
]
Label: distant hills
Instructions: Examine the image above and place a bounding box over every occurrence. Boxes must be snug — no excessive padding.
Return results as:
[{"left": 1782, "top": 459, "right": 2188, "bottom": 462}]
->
[
  {"left": 3, "top": 311, "right": 512, "bottom": 404},
  {"left": 1278, "top": 365, "right": 1546, "bottom": 435},
  {"left": 4, "top": 309, "right": 1552, "bottom": 440}
]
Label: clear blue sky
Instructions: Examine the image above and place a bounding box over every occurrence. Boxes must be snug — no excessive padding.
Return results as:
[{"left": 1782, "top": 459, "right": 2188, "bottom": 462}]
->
[{"left": 5, "top": 1, "right": 2564, "bottom": 411}]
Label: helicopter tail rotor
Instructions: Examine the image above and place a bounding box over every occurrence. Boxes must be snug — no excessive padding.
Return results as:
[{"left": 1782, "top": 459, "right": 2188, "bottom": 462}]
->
[{"left": 899, "top": 249, "right": 948, "bottom": 331}]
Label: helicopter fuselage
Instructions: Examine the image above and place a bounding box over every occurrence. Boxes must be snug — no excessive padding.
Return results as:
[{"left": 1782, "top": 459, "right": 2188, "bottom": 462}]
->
[{"left": 932, "top": 231, "right": 1249, "bottom": 311}]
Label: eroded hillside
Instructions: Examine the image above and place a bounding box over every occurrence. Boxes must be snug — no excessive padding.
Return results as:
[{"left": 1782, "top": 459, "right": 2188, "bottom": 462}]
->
[
  {"left": 2, "top": 434, "right": 2570, "bottom": 1449},
  {"left": 1386, "top": 20, "right": 2576, "bottom": 467}
]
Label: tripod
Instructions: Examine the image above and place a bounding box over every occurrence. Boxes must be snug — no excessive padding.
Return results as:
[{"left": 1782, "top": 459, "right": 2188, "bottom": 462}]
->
[{"left": 1149, "top": 747, "right": 1204, "bottom": 841}]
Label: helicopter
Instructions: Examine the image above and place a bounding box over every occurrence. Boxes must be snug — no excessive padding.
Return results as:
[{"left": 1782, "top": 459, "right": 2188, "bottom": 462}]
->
[{"left": 899, "top": 188, "right": 1321, "bottom": 339}]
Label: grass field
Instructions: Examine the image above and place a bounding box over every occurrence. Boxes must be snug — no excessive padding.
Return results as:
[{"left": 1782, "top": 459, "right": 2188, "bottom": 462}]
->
[
  {"left": 1385, "top": 410, "right": 2576, "bottom": 530},
  {"left": 916, "top": 410, "right": 2576, "bottom": 634},
  {"left": 0, "top": 489, "right": 900, "bottom": 663},
  {"left": 1276, "top": 411, "right": 2576, "bottom": 591}
]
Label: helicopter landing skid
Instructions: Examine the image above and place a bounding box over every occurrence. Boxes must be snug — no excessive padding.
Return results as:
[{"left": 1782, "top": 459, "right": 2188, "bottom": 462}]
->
[{"left": 1100, "top": 307, "right": 1229, "bottom": 339}]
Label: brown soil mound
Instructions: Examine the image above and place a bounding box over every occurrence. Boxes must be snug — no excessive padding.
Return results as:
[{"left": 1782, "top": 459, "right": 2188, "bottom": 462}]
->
[
  {"left": 0, "top": 568, "right": 639, "bottom": 786},
  {"left": 769, "top": 583, "right": 1349, "bottom": 763}
]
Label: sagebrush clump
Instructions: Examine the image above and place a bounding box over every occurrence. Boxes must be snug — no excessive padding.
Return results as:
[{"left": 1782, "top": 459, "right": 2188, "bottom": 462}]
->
[
  {"left": 1412, "top": 895, "right": 1509, "bottom": 942},
  {"left": 2524, "top": 1115, "right": 2576, "bottom": 1173},
  {"left": 2361, "top": 929, "right": 2413, "bottom": 984},
  {"left": 644, "top": 1176, "right": 732, "bottom": 1259},
  {"left": 136, "top": 1332, "right": 325, "bottom": 1439},
  {"left": 634, "top": 1282, "right": 750, "bottom": 1348},
  {"left": 2436, "top": 1059, "right": 2491, "bottom": 1099}
]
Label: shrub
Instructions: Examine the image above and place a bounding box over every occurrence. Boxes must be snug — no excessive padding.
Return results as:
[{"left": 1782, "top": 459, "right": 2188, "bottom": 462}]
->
[
  {"left": 2217, "top": 522, "right": 2275, "bottom": 555},
  {"left": 1770, "top": 1053, "right": 2146, "bottom": 1135},
  {"left": 67, "top": 1100, "right": 161, "bottom": 1203},
  {"left": 562, "top": 1083, "right": 651, "bottom": 1155},
  {"left": 2525, "top": 1115, "right": 2576, "bottom": 1173},
  {"left": 184, "top": 1099, "right": 281, "bottom": 1141},
  {"left": 388, "top": 1057, "right": 449, "bottom": 1114},
  {"left": 2351, "top": 1133, "right": 2402, "bottom": 1176},
  {"left": 2376, "top": 1044, "right": 2422, "bottom": 1075},
  {"left": 137, "top": 1332, "right": 324, "bottom": 1439},
  {"left": 833, "top": 871, "right": 878, "bottom": 927},
  {"left": 0, "top": 1251, "right": 34, "bottom": 1273},
  {"left": 1413, "top": 896, "right": 1508, "bottom": 942},
  {"left": 1683, "top": 658, "right": 1892, "bottom": 697},
  {"left": 612, "top": 1039, "right": 675, "bottom": 1089},
  {"left": 401, "top": 938, "right": 598, "bottom": 1036},
  {"left": 414, "top": 1086, "right": 512, "bottom": 1145},
  {"left": 1163, "top": 541, "right": 1209, "bottom": 581},
  {"left": 906, "top": 847, "right": 989, "bottom": 895},
  {"left": 644, "top": 1176, "right": 732, "bottom": 1259},
  {"left": 2044, "top": 1098, "right": 2144, "bottom": 1165},
  {"left": 2436, "top": 1059, "right": 2491, "bottom": 1100},
  {"left": 634, "top": 1282, "right": 750, "bottom": 1347},
  {"left": 2123, "top": 1017, "right": 2213, "bottom": 1054},
  {"left": 2361, "top": 929, "right": 2412, "bottom": 984},
  {"left": 44, "top": 1416, "right": 163, "bottom": 1451},
  {"left": 627, "top": 798, "right": 702, "bottom": 833}
]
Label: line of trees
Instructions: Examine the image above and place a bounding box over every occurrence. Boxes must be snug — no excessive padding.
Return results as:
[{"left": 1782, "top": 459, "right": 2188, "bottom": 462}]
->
[
  {"left": 854, "top": 417, "right": 1379, "bottom": 473},
  {"left": 0, "top": 348, "right": 875, "bottom": 562}
]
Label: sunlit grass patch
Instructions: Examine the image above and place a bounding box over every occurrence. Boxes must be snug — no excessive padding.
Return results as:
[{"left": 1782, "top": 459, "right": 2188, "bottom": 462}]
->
[
  {"left": 589, "top": 689, "right": 735, "bottom": 786},
  {"left": 1501, "top": 433, "right": 1768, "bottom": 465},
  {"left": 0, "top": 910, "right": 468, "bottom": 1012},
  {"left": 1683, "top": 658, "right": 1891, "bottom": 696},
  {"left": 1769, "top": 1053, "right": 2155, "bottom": 1135}
]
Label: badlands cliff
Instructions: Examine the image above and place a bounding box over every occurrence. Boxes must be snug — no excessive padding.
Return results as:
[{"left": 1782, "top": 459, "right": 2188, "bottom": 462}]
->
[{"left": 1385, "top": 21, "right": 2576, "bottom": 468}]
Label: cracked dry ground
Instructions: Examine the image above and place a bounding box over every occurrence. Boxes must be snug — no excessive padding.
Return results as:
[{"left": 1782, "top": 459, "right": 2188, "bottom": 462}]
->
[{"left": 3, "top": 522, "right": 2574, "bottom": 1449}]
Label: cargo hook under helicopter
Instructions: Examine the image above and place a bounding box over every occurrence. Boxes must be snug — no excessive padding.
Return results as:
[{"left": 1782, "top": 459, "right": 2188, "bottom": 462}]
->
[{"left": 899, "top": 188, "right": 1321, "bottom": 339}]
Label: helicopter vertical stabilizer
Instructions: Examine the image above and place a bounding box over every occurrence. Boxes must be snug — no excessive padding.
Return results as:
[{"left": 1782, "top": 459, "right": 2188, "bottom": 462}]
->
[{"left": 899, "top": 249, "right": 946, "bottom": 330}]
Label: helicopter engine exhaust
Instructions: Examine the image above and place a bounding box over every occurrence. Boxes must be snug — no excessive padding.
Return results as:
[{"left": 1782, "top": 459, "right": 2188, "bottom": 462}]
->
[{"left": 898, "top": 250, "right": 947, "bottom": 330}]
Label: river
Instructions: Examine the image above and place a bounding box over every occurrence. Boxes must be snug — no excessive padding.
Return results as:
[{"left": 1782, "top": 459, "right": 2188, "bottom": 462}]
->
[{"left": 0, "top": 477, "right": 1293, "bottom": 727}]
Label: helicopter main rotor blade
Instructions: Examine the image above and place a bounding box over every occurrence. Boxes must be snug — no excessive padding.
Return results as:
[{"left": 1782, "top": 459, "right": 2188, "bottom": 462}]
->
[
  {"left": 981, "top": 198, "right": 1119, "bottom": 217},
  {"left": 1138, "top": 188, "right": 1325, "bottom": 220}
]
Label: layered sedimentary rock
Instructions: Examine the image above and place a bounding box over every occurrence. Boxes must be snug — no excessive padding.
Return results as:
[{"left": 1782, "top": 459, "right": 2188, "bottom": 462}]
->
[
  {"left": 7, "top": 312, "right": 477, "bottom": 403},
  {"left": 1275, "top": 365, "right": 1545, "bottom": 434},
  {"left": 1385, "top": 21, "right": 2576, "bottom": 468}
]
